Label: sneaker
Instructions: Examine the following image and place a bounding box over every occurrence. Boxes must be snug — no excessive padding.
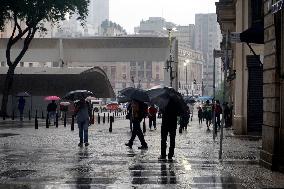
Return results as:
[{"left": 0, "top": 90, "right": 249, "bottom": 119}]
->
[
  {"left": 138, "top": 145, "right": 148, "bottom": 150},
  {"left": 85, "top": 142, "right": 89, "bottom": 147},
  {"left": 78, "top": 143, "right": 83, "bottom": 147},
  {"left": 125, "top": 143, "right": 132, "bottom": 148}
]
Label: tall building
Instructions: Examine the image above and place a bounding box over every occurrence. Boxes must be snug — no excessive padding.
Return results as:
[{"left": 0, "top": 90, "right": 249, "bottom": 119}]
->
[
  {"left": 135, "top": 17, "right": 204, "bottom": 95},
  {"left": 194, "top": 13, "right": 222, "bottom": 95},
  {"left": 176, "top": 25, "right": 195, "bottom": 48},
  {"left": 87, "top": 0, "right": 109, "bottom": 35}
]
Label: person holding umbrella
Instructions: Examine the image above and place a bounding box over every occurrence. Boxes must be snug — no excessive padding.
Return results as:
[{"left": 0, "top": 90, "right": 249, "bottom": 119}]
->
[
  {"left": 125, "top": 99, "right": 148, "bottom": 150},
  {"left": 74, "top": 96, "right": 92, "bottom": 147},
  {"left": 18, "top": 96, "right": 25, "bottom": 121}
]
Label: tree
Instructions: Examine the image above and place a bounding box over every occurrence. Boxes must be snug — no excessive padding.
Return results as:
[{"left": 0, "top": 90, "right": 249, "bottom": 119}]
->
[{"left": 0, "top": 0, "right": 89, "bottom": 116}]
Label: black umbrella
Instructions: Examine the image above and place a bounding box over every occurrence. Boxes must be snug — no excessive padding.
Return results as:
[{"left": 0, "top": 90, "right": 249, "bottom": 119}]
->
[
  {"left": 184, "top": 97, "right": 196, "bottom": 104},
  {"left": 63, "top": 90, "right": 94, "bottom": 101},
  {"left": 147, "top": 86, "right": 187, "bottom": 114},
  {"left": 117, "top": 95, "right": 131, "bottom": 103},
  {"left": 16, "top": 91, "right": 30, "bottom": 97},
  {"left": 120, "top": 87, "right": 149, "bottom": 102}
]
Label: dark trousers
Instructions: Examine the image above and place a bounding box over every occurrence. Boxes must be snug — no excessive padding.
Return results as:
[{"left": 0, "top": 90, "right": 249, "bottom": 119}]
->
[
  {"left": 161, "top": 125, "right": 176, "bottom": 158},
  {"left": 198, "top": 116, "right": 202, "bottom": 124},
  {"left": 129, "top": 120, "right": 147, "bottom": 147},
  {"left": 149, "top": 116, "right": 156, "bottom": 129},
  {"left": 215, "top": 114, "right": 221, "bottom": 128}
]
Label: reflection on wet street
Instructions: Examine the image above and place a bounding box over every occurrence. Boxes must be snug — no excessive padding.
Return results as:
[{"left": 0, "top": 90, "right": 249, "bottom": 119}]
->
[{"left": 0, "top": 118, "right": 283, "bottom": 188}]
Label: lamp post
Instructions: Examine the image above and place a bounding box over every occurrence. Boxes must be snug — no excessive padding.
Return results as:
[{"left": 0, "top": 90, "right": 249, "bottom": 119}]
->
[
  {"left": 163, "top": 27, "right": 177, "bottom": 87},
  {"left": 184, "top": 59, "right": 189, "bottom": 96}
]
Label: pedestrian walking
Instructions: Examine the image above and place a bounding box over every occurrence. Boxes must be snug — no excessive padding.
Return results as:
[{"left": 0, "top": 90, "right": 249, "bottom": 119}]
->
[
  {"left": 47, "top": 100, "right": 57, "bottom": 125},
  {"left": 126, "top": 102, "right": 133, "bottom": 131},
  {"left": 223, "top": 102, "right": 230, "bottom": 128},
  {"left": 214, "top": 100, "right": 222, "bottom": 130},
  {"left": 18, "top": 97, "right": 25, "bottom": 121},
  {"left": 160, "top": 98, "right": 179, "bottom": 161},
  {"left": 148, "top": 104, "right": 157, "bottom": 130},
  {"left": 179, "top": 106, "right": 190, "bottom": 132},
  {"left": 198, "top": 106, "right": 203, "bottom": 125},
  {"left": 203, "top": 100, "right": 212, "bottom": 130},
  {"left": 74, "top": 97, "right": 92, "bottom": 147},
  {"left": 125, "top": 100, "right": 148, "bottom": 149}
]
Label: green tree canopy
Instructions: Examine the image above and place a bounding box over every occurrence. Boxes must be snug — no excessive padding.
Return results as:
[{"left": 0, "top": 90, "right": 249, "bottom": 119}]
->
[{"left": 0, "top": 0, "right": 90, "bottom": 115}]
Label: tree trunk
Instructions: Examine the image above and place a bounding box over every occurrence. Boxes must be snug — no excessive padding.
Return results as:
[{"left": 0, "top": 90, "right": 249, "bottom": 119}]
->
[{"left": 1, "top": 67, "right": 15, "bottom": 116}]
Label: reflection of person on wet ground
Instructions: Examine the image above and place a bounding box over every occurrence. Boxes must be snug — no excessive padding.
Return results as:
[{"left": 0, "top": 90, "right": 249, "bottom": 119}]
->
[
  {"left": 75, "top": 148, "right": 91, "bottom": 189},
  {"left": 160, "top": 98, "right": 179, "bottom": 161},
  {"left": 18, "top": 97, "right": 25, "bottom": 121},
  {"left": 160, "top": 162, "right": 177, "bottom": 184},
  {"left": 74, "top": 98, "right": 92, "bottom": 147},
  {"left": 125, "top": 100, "right": 148, "bottom": 150}
]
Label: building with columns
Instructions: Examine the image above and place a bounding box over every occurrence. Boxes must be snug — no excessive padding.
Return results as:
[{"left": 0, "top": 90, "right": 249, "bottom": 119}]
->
[{"left": 216, "top": 0, "right": 284, "bottom": 172}]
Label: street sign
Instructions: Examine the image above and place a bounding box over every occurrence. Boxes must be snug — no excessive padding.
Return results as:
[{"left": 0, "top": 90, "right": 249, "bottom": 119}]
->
[
  {"left": 213, "top": 49, "right": 232, "bottom": 58},
  {"left": 272, "top": 0, "right": 283, "bottom": 14}
]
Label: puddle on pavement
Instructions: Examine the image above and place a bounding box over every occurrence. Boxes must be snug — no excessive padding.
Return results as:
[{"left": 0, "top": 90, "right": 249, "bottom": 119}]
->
[
  {"left": 0, "top": 133, "right": 20, "bottom": 138},
  {"left": 0, "top": 169, "right": 36, "bottom": 178}
]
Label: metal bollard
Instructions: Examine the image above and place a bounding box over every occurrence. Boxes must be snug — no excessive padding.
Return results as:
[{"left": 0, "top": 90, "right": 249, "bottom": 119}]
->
[
  {"left": 12, "top": 110, "right": 15, "bottom": 120},
  {"left": 103, "top": 113, "right": 105, "bottom": 124},
  {"left": 28, "top": 110, "right": 31, "bottom": 120},
  {"left": 98, "top": 113, "right": 100, "bottom": 124},
  {"left": 41, "top": 111, "right": 44, "bottom": 119},
  {"left": 46, "top": 113, "right": 49, "bottom": 128},
  {"left": 64, "top": 112, "right": 67, "bottom": 127},
  {"left": 35, "top": 110, "right": 38, "bottom": 129},
  {"left": 2, "top": 113, "right": 5, "bottom": 120},
  {"left": 143, "top": 118, "right": 146, "bottom": 133},
  {"left": 109, "top": 116, "right": 113, "bottom": 132},
  {"left": 71, "top": 115, "right": 74, "bottom": 131},
  {"left": 55, "top": 112, "right": 58, "bottom": 128},
  {"left": 107, "top": 113, "right": 109, "bottom": 123}
]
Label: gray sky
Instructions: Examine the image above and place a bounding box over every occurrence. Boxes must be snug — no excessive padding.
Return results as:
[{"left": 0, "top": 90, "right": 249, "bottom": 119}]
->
[{"left": 109, "top": 0, "right": 217, "bottom": 34}]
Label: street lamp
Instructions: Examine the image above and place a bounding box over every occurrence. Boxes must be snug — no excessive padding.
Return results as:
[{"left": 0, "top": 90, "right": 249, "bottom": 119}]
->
[
  {"left": 163, "top": 27, "right": 177, "bottom": 87},
  {"left": 184, "top": 59, "right": 190, "bottom": 85}
]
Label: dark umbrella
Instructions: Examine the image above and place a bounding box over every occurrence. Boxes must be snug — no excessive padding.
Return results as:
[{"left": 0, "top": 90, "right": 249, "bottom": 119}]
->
[
  {"left": 120, "top": 87, "right": 149, "bottom": 102},
  {"left": 117, "top": 95, "right": 131, "bottom": 103},
  {"left": 16, "top": 91, "right": 30, "bottom": 97},
  {"left": 184, "top": 97, "right": 196, "bottom": 104},
  {"left": 147, "top": 86, "right": 187, "bottom": 114},
  {"left": 63, "top": 90, "right": 94, "bottom": 101}
]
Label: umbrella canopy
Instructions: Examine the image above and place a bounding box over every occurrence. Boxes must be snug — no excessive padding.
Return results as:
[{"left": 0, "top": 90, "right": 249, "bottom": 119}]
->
[
  {"left": 147, "top": 86, "right": 187, "bottom": 114},
  {"left": 197, "top": 96, "right": 213, "bottom": 101},
  {"left": 44, "top": 96, "right": 61, "bottom": 101},
  {"left": 117, "top": 95, "right": 131, "bottom": 103},
  {"left": 184, "top": 96, "right": 196, "bottom": 104},
  {"left": 63, "top": 90, "right": 94, "bottom": 101},
  {"left": 120, "top": 87, "right": 149, "bottom": 102},
  {"left": 59, "top": 101, "right": 71, "bottom": 106},
  {"left": 16, "top": 91, "right": 31, "bottom": 97}
]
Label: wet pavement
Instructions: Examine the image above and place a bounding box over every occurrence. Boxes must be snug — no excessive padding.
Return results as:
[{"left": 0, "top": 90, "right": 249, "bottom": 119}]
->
[{"left": 0, "top": 115, "right": 284, "bottom": 188}]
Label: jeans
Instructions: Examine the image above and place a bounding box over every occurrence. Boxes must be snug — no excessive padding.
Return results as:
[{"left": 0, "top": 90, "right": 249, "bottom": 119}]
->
[
  {"left": 78, "top": 120, "right": 89, "bottom": 143},
  {"left": 161, "top": 125, "right": 177, "bottom": 158},
  {"left": 129, "top": 120, "right": 147, "bottom": 147},
  {"left": 48, "top": 111, "right": 56, "bottom": 124},
  {"left": 149, "top": 116, "right": 156, "bottom": 129}
]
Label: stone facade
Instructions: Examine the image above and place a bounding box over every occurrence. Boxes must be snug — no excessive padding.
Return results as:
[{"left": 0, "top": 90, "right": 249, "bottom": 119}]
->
[{"left": 260, "top": 0, "right": 284, "bottom": 172}]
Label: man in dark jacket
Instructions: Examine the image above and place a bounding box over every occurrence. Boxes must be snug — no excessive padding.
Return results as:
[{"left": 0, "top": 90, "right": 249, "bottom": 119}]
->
[
  {"left": 160, "top": 98, "right": 179, "bottom": 161},
  {"left": 125, "top": 100, "right": 148, "bottom": 149}
]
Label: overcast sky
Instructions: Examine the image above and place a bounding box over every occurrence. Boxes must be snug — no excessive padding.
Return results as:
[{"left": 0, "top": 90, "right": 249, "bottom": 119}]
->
[{"left": 109, "top": 0, "right": 217, "bottom": 34}]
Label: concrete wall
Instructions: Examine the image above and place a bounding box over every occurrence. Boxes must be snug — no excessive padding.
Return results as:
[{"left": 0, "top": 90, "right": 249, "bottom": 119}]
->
[{"left": 260, "top": 0, "right": 284, "bottom": 172}]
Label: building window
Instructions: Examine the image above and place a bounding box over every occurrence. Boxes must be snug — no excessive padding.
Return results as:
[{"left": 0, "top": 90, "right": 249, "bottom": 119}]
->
[
  {"left": 250, "top": 0, "right": 263, "bottom": 26},
  {"left": 122, "top": 74, "right": 126, "bottom": 80},
  {"left": 20, "top": 62, "right": 24, "bottom": 67},
  {"left": 29, "top": 63, "right": 33, "bottom": 67},
  {"left": 52, "top": 62, "right": 59, "bottom": 67},
  {"left": 156, "top": 65, "right": 160, "bottom": 71},
  {"left": 1, "top": 62, "right": 5, "bottom": 67},
  {"left": 155, "top": 74, "right": 160, "bottom": 80}
]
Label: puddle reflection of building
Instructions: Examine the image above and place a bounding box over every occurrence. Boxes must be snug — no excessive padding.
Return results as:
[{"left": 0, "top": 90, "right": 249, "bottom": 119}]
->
[
  {"left": 75, "top": 148, "right": 92, "bottom": 189},
  {"left": 160, "top": 162, "right": 177, "bottom": 184}
]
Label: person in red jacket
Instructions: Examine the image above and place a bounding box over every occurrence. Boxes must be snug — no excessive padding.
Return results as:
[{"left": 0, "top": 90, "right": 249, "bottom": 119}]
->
[{"left": 148, "top": 104, "right": 158, "bottom": 130}]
